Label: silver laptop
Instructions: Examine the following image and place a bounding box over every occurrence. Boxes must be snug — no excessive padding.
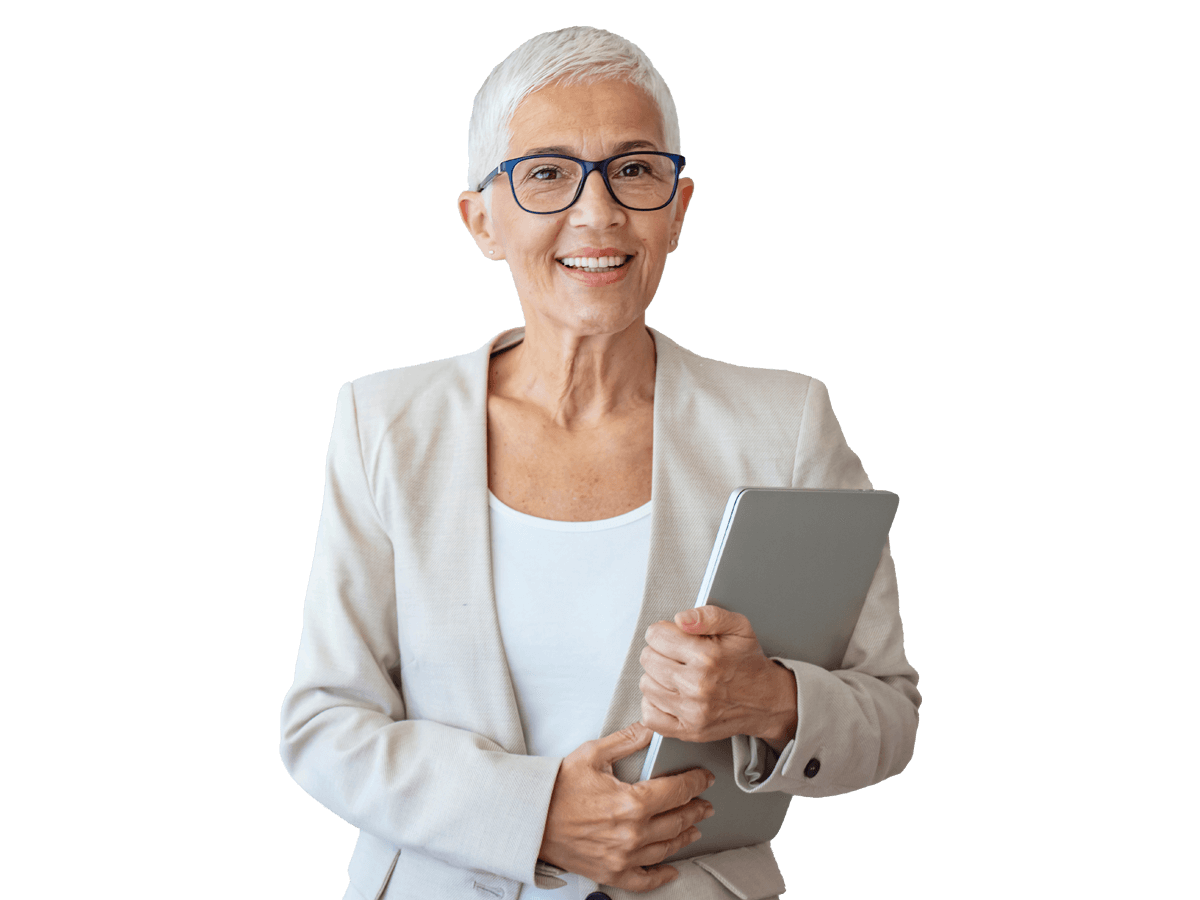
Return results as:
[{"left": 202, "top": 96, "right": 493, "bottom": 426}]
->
[{"left": 639, "top": 487, "right": 900, "bottom": 860}]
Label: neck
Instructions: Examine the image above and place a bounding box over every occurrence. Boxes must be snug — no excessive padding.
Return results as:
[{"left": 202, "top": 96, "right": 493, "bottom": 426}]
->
[{"left": 492, "top": 318, "right": 656, "bottom": 429}]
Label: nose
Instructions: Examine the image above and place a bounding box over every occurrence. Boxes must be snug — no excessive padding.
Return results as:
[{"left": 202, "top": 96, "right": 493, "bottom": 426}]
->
[{"left": 569, "top": 167, "right": 625, "bottom": 226}]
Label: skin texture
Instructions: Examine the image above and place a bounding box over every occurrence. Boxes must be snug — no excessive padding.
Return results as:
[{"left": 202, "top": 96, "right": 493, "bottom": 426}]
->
[
  {"left": 539, "top": 722, "right": 716, "bottom": 891},
  {"left": 459, "top": 79, "right": 689, "bottom": 523},
  {"left": 461, "top": 81, "right": 689, "bottom": 377},
  {"left": 457, "top": 80, "right": 796, "bottom": 891},
  {"left": 641, "top": 607, "right": 799, "bottom": 754}
]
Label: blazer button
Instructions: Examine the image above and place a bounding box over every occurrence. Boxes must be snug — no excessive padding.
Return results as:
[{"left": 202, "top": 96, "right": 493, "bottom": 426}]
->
[
  {"left": 586, "top": 894, "right": 612, "bottom": 900},
  {"left": 803, "top": 758, "right": 821, "bottom": 778}
]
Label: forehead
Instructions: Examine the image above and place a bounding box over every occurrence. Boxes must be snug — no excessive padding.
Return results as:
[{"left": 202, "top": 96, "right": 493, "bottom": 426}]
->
[{"left": 506, "top": 80, "right": 666, "bottom": 158}]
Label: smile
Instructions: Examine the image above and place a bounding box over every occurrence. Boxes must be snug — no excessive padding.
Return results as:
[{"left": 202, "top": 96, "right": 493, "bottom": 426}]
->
[{"left": 557, "top": 255, "right": 630, "bottom": 273}]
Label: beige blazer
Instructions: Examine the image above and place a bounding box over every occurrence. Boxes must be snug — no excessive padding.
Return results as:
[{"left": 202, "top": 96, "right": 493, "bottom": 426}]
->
[{"left": 280, "top": 328, "right": 920, "bottom": 900}]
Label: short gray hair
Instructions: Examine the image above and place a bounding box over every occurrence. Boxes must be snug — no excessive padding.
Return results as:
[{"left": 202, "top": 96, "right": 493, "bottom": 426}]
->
[{"left": 467, "top": 26, "right": 680, "bottom": 194}]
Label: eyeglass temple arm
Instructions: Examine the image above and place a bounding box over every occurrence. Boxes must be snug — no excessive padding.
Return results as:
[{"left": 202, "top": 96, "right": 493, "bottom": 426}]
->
[{"left": 477, "top": 163, "right": 505, "bottom": 193}]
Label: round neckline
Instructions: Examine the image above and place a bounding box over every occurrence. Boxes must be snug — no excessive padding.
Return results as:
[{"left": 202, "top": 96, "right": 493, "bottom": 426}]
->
[{"left": 488, "top": 491, "right": 652, "bottom": 532}]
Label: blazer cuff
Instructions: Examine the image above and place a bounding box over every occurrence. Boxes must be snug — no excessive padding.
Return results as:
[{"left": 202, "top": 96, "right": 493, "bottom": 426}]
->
[
  {"left": 533, "top": 860, "right": 568, "bottom": 889},
  {"left": 732, "top": 734, "right": 796, "bottom": 792}
]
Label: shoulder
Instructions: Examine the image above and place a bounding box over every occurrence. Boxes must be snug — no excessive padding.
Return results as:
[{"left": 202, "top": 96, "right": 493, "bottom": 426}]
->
[
  {"left": 331, "top": 334, "right": 495, "bottom": 452},
  {"left": 654, "top": 329, "right": 814, "bottom": 408},
  {"left": 350, "top": 353, "right": 473, "bottom": 419},
  {"left": 653, "top": 330, "right": 868, "bottom": 489}
]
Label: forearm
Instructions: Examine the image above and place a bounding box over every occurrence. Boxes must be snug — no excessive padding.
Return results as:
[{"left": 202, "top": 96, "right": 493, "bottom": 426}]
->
[{"left": 282, "top": 694, "right": 561, "bottom": 883}]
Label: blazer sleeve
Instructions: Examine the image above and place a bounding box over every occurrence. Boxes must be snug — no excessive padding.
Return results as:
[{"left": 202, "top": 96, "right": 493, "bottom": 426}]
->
[
  {"left": 279, "top": 383, "right": 562, "bottom": 885},
  {"left": 730, "top": 378, "right": 921, "bottom": 797}
]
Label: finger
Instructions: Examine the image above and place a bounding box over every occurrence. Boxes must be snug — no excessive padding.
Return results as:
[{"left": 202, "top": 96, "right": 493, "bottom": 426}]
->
[
  {"left": 640, "top": 795, "right": 714, "bottom": 847},
  {"left": 638, "top": 670, "right": 676, "bottom": 703},
  {"left": 636, "top": 765, "right": 715, "bottom": 814},
  {"left": 611, "top": 863, "right": 680, "bottom": 893},
  {"left": 675, "top": 604, "right": 757, "bottom": 638},
  {"left": 644, "top": 621, "right": 707, "bottom": 665},
  {"left": 639, "top": 679, "right": 693, "bottom": 731},
  {"left": 591, "top": 721, "right": 654, "bottom": 766},
  {"left": 639, "top": 652, "right": 684, "bottom": 696},
  {"left": 638, "top": 824, "right": 702, "bottom": 865},
  {"left": 641, "top": 694, "right": 682, "bottom": 738},
  {"left": 629, "top": 822, "right": 705, "bottom": 869},
  {"left": 639, "top": 644, "right": 688, "bottom": 685}
]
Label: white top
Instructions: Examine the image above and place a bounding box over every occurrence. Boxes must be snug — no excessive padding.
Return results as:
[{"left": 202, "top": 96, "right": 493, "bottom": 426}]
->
[{"left": 488, "top": 491, "right": 652, "bottom": 899}]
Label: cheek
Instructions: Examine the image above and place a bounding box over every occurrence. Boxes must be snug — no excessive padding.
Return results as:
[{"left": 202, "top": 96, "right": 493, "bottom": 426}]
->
[{"left": 496, "top": 209, "right": 559, "bottom": 264}]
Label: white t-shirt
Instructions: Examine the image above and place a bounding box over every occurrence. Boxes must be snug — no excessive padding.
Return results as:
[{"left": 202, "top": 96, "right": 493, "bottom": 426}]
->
[{"left": 488, "top": 491, "right": 652, "bottom": 899}]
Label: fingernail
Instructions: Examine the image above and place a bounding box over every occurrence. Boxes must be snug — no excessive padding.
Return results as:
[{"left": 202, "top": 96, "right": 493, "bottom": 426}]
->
[
  {"left": 706, "top": 772, "right": 716, "bottom": 788},
  {"left": 703, "top": 804, "right": 715, "bottom": 819},
  {"left": 680, "top": 609, "right": 699, "bottom": 627}
]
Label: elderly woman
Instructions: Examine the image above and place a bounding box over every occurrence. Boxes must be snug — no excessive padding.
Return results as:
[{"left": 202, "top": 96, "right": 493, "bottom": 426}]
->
[{"left": 281, "top": 25, "right": 919, "bottom": 900}]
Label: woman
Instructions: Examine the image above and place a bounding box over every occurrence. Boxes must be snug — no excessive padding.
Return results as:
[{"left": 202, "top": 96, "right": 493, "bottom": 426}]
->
[{"left": 281, "top": 26, "right": 919, "bottom": 900}]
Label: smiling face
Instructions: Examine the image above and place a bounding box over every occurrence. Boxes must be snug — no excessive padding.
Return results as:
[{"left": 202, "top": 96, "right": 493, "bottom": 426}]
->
[{"left": 461, "top": 79, "right": 693, "bottom": 341}]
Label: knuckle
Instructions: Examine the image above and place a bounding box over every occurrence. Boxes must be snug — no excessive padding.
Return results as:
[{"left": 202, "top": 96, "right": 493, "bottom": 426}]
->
[
  {"left": 681, "top": 703, "right": 700, "bottom": 726},
  {"left": 675, "top": 808, "right": 689, "bottom": 834},
  {"left": 615, "top": 822, "right": 639, "bottom": 849},
  {"left": 641, "top": 698, "right": 658, "bottom": 725},
  {"left": 615, "top": 722, "right": 642, "bottom": 743},
  {"left": 616, "top": 789, "right": 645, "bottom": 820},
  {"left": 691, "top": 696, "right": 715, "bottom": 724},
  {"left": 578, "top": 734, "right": 600, "bottom": 753}
]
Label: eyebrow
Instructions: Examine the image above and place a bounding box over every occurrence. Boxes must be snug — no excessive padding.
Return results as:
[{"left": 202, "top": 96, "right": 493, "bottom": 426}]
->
[{"left": 521, "top": 140, "right": 660, "bottom": 156}]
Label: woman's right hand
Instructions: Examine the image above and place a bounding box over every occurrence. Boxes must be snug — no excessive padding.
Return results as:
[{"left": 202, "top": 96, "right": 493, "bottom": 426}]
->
[{"left": 538, "top": 721, "right": 715, "bottom": 892}]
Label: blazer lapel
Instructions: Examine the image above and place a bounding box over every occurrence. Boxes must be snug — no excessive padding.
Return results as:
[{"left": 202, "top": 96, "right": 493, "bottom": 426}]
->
[
  {"left": 600, "top": 329, "right": 733, "bottom": 784},
  {"left": 420, "top": 329, "right": 529, "bottom": 755}
]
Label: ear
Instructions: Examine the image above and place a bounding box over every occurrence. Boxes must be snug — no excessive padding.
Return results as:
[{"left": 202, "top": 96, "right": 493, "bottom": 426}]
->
[
  {"left": 668, "top": 177, "right": 694, "bottom": 252},
  {"left": 457, "top": 190, "right": 505, "bottom": 260}
]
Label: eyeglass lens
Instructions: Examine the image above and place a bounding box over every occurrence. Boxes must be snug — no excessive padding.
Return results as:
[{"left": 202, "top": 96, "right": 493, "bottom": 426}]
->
[{"left": 511, "top": 154, "right": 677, "bottom": 213}]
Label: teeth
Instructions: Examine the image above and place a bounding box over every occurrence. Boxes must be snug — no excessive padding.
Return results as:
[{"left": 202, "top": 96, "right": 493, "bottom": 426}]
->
[{"left": 559, "top": 255, "right": 629, "bottom": 271}]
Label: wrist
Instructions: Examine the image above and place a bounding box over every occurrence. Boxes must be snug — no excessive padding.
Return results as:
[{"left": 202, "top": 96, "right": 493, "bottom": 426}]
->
[{"left": 755, "top": 661, "right": 798, "bottom": 753}]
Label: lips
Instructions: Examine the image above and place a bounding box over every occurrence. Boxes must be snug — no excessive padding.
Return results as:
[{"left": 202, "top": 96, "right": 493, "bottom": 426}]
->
[
  {"left": 558, "top": 254, "right": 629, "bottom": 272},
  {"left": 554, "top": 247, "right": 633, "bottom": 278},
  {"left": 552, "top": 248, "right": 632, "bottom": 286}
]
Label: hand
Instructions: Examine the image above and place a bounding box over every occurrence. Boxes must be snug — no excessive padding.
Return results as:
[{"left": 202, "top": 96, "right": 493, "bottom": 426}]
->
[
  {"left": 639, "top": 606, "right": 798, "bottom": 750},
  {"left": 538, "top": 721, "right": 715, "bottom": 892}
]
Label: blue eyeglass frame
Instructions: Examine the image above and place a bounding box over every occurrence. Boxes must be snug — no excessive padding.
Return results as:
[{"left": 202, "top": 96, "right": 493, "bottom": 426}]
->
[{"left": 477, "top": 151, "right": 686, "bottom": 214}]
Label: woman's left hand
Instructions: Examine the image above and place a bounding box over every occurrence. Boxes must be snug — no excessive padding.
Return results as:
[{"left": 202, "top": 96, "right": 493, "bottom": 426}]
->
[{"left": 639, "top": 606, "right": 799, "bottom": 751}]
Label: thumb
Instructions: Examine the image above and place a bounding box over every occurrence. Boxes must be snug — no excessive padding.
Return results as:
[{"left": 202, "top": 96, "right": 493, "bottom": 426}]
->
[
  {"left": 675, "top": 604, "right": 756, "bottom": 638},
  {"left": 594, "top": 721, "right": 654, "bottom": 764}
]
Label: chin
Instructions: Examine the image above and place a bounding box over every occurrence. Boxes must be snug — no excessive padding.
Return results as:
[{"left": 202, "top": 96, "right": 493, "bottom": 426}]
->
[{"left": 564, "top": 305, "right": 648, "bottom": 337}]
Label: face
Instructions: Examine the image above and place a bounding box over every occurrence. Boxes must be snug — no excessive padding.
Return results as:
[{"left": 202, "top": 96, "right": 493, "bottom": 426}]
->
[{"left": 460, "top": 80, "right": 693, "bottom": 340}]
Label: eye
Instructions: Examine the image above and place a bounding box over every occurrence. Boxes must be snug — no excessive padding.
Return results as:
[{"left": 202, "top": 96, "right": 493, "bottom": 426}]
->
[
  {"left": 527, "top": 164, "right": 565, "bottom": 181},
  {"left": 615, "top": 162, "right": 650, "bottom": 179}
]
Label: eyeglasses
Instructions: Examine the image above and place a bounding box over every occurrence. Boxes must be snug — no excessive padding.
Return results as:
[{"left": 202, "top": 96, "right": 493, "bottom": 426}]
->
[{"left": 477, "top": 151, "right": 686, "bottom": 214}]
